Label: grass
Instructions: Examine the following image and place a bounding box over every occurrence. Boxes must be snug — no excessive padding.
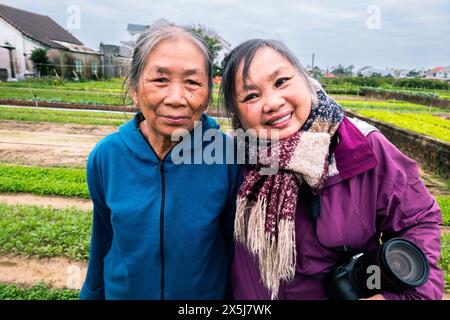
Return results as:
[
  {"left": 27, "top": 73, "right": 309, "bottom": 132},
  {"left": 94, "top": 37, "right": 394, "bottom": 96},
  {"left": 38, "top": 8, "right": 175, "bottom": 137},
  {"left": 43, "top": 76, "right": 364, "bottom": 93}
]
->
[
  {"left": 337, "top": 99, "right": 444, "bottom": 113},
  {"left": 0, "top": 282, "right": 79, "bottom": 300},
  {"left": 0, "top": 202, "right": 91, "bottom": 261},
  {"left": 0, "top": 81, "right": 220, "bottom": 109},
  {"left": 0, "top": 87, "right": 129, "bottom": 106},
  {"left": 0, "top": 78, "right": 125, "bottom": 93},
  {"left": 0, "top": 105, "right": 227, "bottom": 128},
  {"left": 440, "top": 232, "right": 450, "bottom": 293},
  {"left": 356, "top": 110, "right": 450, "bottom": 142},
  {"left": 0, "top": 164, "right": 89, "bottom": 198},
  {"left": 437, "top": 196, "right": 450, "bottom": 226},
  {"left": 0, "top": 105, "right": 131, "bottom": 126}
]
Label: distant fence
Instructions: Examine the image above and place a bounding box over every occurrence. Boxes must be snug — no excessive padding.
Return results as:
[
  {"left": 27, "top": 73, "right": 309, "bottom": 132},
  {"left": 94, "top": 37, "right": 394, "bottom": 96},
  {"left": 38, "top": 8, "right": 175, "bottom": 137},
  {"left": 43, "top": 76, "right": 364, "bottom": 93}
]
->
[{"left": 346, "top": 110, "right": 450, "bottom": 180}]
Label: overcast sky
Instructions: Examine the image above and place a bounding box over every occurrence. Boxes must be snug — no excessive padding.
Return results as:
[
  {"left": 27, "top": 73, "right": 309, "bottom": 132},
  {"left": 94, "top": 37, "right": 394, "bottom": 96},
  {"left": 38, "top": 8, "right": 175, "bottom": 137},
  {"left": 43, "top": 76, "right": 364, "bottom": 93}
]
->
[{"left": 2, "top": 0, "right": 449, "bottom": 70}]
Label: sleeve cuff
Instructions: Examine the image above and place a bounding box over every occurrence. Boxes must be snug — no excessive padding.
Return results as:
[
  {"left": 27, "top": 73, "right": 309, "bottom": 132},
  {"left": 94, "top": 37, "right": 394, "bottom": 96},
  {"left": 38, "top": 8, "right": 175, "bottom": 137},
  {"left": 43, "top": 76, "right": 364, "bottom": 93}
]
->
[{"left": 79, "top": 284, "right": 105, "bottom": 300}]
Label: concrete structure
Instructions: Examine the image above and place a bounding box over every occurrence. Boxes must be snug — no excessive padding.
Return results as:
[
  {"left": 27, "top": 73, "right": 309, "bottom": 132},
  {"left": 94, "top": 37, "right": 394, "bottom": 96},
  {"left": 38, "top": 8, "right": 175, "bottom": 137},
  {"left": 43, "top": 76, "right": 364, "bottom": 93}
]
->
[{"left": 0, "top": 3, "right": 101, "bottom": 80}]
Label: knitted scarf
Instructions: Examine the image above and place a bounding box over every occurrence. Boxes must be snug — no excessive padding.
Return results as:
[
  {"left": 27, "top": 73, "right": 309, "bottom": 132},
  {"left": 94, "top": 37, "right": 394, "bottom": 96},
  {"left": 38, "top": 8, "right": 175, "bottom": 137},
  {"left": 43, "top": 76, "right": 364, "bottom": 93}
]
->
[{"left": 234, "top": 87, "right": 344, "bottom": 300}]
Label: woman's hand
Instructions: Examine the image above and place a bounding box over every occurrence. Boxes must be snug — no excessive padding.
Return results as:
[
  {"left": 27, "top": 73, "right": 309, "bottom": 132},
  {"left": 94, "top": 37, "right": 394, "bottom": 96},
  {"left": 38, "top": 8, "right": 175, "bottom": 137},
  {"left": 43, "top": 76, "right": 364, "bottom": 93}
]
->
[{"left": 360, "top": 294, "right": 386, "bottom": 300}]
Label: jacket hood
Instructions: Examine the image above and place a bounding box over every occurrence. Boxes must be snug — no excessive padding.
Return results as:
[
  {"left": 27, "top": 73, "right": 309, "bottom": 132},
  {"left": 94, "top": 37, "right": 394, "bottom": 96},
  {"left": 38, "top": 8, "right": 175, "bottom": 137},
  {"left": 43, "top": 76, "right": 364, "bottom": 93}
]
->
[{"left": 118, "top": 112, "right": 221, "bottom": 163}]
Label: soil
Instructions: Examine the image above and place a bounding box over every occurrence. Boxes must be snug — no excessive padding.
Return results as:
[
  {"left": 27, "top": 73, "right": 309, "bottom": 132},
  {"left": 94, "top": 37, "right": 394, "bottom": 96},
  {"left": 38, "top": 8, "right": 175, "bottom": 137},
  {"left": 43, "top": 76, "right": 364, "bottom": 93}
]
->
[
  {"left": 0, "top": 118, "right": 449, "bottom": 298},
  {"left": 0, "top": 193, "right": 91, "bottom": 211},
  {"left": 0, "top": 120, "right": 116, "bottom": 167},
  {"left": 0, "top": 253, "right": 87, "bottom": 290}
]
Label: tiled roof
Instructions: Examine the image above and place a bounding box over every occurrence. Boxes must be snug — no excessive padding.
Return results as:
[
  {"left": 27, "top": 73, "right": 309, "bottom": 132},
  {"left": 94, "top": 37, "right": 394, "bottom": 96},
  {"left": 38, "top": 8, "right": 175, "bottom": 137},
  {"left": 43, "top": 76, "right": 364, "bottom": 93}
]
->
[{"left": 0, "top": 3, "right": 83, "bottom": 49}]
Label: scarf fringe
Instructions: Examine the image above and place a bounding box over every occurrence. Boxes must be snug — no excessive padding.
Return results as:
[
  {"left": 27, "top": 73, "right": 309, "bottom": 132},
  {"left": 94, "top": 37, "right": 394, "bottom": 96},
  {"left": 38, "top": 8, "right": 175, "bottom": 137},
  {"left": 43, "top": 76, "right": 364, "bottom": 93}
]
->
[{"left": 235, "top": 195, "right": 296, "bottom": 300}]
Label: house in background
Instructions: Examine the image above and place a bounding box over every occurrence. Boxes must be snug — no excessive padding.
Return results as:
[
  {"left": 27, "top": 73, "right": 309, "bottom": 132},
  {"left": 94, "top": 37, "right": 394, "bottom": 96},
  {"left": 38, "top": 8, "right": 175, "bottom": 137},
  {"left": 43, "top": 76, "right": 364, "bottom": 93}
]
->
[
  {"left": 357, "top": 66, "right": 394, "bottom": 77},
  {"left": 426, "top": 66, "right": 450, "bottom": 80},
  {"left": 122, "top": 19, "right": 231, "bottom": 62},
  {"left": 100, "top": 43, "right": 132, "bottom": 78},
  {"left": 0, "top": 3, "right": 101, "bottom": 80}
]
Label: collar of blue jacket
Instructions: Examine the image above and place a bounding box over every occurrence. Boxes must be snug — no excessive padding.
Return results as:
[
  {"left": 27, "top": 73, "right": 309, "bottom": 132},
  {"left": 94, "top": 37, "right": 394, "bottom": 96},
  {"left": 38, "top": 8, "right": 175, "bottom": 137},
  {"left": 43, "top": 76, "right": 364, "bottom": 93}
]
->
[{"left": 119, "top": 112, "right": 221, "bottom": 163}]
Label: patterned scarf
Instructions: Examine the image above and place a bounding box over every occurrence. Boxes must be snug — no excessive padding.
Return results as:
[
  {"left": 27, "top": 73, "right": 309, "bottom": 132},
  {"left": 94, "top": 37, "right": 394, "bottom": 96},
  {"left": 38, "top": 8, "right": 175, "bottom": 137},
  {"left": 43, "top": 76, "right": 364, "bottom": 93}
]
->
[{"left": 234, "top": 86, "right": 344, "bottom": 299}]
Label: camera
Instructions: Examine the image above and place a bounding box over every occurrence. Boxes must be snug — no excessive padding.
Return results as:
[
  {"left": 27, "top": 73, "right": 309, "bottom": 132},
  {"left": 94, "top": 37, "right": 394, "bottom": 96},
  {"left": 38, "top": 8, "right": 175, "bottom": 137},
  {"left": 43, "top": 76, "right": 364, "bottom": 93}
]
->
[{"left": 323, "top": 238, "right": 430, "bottom": 300}]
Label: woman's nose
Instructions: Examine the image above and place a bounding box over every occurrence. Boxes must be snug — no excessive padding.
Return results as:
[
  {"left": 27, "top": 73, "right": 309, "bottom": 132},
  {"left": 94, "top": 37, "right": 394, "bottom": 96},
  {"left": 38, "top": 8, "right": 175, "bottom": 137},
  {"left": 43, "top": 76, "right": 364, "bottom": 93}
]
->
[
  {"left": 164, "top": 83, "right": 186, "bottom": 107},
  {"left": 262, "top": 93, "right": 284, "bottom": 113}
]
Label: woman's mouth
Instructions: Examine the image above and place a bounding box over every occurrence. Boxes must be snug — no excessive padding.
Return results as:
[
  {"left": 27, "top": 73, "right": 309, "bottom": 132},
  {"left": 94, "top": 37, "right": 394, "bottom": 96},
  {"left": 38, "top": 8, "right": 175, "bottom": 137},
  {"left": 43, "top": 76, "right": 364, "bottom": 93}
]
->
[
  {"left": 266, "top": 113, "right": 292, "bottom": 128},
  {"left": 161, "top": 115, "right": 190, "bottom": 124}
]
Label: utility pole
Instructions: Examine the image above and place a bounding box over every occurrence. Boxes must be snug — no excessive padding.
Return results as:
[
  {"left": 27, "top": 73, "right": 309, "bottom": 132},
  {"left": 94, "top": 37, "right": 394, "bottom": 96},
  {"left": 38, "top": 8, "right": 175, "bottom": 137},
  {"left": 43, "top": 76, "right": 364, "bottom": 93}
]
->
[{"left": 311, "top": 53, "right": 315, "bottom": 71}]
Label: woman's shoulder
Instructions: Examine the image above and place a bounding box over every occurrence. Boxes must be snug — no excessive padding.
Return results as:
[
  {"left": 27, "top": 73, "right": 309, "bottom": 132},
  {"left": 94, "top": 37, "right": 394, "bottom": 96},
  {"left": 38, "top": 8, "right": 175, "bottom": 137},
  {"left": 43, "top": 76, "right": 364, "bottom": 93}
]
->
[{"left": 87, "top": 130, "right": 124, "bottom": 167}]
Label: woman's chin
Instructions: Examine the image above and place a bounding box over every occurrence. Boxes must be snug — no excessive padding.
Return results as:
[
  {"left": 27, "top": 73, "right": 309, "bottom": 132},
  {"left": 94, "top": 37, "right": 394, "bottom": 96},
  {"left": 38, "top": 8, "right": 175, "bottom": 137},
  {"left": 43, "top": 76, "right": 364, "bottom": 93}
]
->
[{"left": 256, "top": 126, "right": 300, "bottom": 141}]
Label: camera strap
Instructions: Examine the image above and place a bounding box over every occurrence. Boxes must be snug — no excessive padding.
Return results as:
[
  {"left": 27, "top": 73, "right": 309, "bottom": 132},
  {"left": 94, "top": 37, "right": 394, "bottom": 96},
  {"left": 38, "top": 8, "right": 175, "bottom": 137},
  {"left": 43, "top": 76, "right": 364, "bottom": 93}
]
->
[{"left": 307, "top": 193, "right": 359, "bottom": 257}]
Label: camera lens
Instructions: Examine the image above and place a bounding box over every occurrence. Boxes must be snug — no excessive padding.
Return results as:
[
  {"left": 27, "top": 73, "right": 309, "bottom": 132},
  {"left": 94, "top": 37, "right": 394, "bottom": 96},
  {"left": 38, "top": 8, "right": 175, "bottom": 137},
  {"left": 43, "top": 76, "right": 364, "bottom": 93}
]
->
[{"left": 382, "top": 238, "right": 429, "bottom": 288}]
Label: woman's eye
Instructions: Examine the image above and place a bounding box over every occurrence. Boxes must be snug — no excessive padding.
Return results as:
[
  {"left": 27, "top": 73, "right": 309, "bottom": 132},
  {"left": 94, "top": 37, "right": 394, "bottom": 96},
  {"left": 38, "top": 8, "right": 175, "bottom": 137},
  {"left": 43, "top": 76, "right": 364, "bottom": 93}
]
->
[
  {"left": 186, "top": 79, "right": 200, "bottom": 86},
  {"left": 154, "top": 78, "right": 168, "bottom": 83},
  {"left": 243, "top": 93, "right": 258, "bottom": 102},
  {"left": 275, "top": 77, "right": 290, "bottom": 88}
]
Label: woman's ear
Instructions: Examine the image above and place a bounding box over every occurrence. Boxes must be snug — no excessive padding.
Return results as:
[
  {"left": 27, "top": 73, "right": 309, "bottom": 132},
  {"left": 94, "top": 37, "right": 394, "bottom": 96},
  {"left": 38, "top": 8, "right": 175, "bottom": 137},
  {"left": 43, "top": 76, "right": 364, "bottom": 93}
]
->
[{"left": 130, "top": 89, "right": 138, "bottom": 106}]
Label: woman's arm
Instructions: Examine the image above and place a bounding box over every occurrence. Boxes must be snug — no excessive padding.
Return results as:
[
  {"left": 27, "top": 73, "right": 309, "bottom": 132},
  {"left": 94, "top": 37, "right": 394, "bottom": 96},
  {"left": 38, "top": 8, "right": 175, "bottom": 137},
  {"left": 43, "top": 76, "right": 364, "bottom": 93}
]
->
[
  {"left": 79, "top": 150, "right": 112, "bottom": 300},
  {"left": 369, "top": 131, "right": 444, "bottom": 300}
]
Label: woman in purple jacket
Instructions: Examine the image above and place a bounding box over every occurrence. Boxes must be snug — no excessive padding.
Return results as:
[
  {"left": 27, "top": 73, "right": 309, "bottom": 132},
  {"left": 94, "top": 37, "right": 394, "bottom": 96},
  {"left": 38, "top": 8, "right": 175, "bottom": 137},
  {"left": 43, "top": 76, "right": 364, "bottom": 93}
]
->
[{"left": 220, "top": 39, "right": 444, "bottom": 300}]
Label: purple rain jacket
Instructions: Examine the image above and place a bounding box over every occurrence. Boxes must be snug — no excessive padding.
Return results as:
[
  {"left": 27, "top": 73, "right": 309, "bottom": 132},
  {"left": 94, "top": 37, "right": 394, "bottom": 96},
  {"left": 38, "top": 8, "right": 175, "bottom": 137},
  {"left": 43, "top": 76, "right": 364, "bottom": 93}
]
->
[{"left": 230, "top": 116, "right": 444, "bottom": 300}]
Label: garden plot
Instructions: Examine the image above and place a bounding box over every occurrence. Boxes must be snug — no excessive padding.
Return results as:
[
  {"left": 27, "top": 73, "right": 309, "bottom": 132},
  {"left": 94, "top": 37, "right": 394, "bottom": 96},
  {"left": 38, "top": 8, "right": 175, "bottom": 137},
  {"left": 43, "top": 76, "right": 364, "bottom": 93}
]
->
[{"left": 0, "top": 120, "right": 116, "bottom": 167}]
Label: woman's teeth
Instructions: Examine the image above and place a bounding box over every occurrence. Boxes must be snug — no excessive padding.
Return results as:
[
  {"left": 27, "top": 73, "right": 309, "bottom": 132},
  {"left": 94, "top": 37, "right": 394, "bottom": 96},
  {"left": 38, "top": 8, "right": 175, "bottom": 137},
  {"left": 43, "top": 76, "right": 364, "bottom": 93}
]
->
[{"left": 270, "top": 114, "right": 290, "bottom": 125}]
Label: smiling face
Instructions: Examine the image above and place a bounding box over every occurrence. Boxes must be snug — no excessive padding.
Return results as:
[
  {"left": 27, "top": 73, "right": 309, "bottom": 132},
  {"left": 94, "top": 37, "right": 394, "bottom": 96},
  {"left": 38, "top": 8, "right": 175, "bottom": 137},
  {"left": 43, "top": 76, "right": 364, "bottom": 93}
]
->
[
  {"left": 234, "top": 47, "right": 312, "bottom": 140},
  {"left": 131, "top": 37, "right": 209, "bottom": 142}
]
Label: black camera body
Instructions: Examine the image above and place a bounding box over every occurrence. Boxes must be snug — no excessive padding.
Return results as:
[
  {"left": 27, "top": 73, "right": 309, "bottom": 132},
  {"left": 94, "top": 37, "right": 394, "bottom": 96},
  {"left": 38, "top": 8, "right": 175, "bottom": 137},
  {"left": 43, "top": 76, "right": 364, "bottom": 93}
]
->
[{"left": 323, "top": 238, "right": 430, "bottom": 300}]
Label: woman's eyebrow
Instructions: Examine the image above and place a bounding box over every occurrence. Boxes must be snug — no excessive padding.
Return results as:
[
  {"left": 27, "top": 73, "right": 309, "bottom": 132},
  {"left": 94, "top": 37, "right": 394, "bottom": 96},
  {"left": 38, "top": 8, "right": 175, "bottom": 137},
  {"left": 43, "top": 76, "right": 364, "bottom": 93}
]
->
[
  {"left": 149, "top": 66, "right": 202, "bottom": 76},
  {"left": 267, "top": 66, "right": 290, "bottom": 80}
]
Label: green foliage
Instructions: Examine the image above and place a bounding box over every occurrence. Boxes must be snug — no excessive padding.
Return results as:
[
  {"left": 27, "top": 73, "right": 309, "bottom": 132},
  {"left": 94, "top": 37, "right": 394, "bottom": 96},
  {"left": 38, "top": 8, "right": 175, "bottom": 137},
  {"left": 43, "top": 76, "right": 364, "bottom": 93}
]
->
[
  {"left": 0, "top": 202, "right": 91, "bottom": 260},
  {"left": 0, "top": 164, "right": 89, "bottom": 198},
  {"left": 331, "top": 64, "right": 354, "bottom": 77},
  {"left": 356, "top": 110, "right": 450, "bottom": 142},
  {"left": 0, "top": 105, "right": 130, "bottom": 126},
  {"left": 0, "top": 77, "right": 125, "bottom": 92},
  {"left": 29, "top": 48, "right": 53, "bottom": 77},
  {"left": 361, "top": 87, "right": 440, "bottom": 99},
  {"left": 190, "top": 26, "right": 223, "bottom": 76},
  {"left": 0, "top": 86, "right": 128, "bottom": 106},
  {"left": 437, "top": 196, "right": 450, "bottom": 226},
  {"left": 322, "top": 76, "right": 449, "bottom": 90},
  {"left": 337, "top": 100, "right": 443, "bottom": 112},
  {"left": 0, "top": 282, "right": 79, "bottom": 300},
  {"left": 440, "top": 233, "right": 450, "bottom": 293}
]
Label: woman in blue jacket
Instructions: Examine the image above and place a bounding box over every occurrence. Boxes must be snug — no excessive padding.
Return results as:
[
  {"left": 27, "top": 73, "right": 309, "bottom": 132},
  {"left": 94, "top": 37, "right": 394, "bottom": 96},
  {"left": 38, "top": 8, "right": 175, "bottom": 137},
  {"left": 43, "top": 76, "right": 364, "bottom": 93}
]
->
[{"left": 80, "top": 23, "right": 241, "bottom": 300}]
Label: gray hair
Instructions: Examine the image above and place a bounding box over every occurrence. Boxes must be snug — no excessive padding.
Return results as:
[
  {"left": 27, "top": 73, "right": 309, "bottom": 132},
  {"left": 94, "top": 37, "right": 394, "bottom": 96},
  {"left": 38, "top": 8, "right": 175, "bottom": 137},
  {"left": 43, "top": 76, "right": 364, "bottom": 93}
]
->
[
  {"left": 220, "top": 39, "right": 318, "bottom": 129},
  {"left": 125, "top": 22, "right": 213, "bottom": 105}
]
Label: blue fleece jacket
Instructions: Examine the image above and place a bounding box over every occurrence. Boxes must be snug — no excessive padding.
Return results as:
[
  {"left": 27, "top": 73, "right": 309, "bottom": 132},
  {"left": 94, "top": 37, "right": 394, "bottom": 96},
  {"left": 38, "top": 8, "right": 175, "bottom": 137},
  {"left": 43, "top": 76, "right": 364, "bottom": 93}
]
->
[{"left": 80, "top": 113, "right": 241, "bottom": 300}]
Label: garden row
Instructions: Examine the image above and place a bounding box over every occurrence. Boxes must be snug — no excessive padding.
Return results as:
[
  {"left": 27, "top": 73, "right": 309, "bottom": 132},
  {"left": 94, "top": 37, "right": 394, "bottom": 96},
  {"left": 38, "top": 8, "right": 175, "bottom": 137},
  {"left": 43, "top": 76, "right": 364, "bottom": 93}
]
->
[{"left": 0, "top": 198, "right": 448, "bottom": 299}]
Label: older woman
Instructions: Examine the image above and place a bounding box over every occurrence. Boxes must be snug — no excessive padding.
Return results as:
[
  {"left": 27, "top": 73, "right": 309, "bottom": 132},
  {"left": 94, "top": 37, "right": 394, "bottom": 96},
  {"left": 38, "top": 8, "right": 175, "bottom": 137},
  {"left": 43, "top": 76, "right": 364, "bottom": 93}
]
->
[
  {"left": 220, "top": 39, "right": 444, "bottom": 300},
  {"left": 80, "top": 24, "right": 241, "bottom": 300}
]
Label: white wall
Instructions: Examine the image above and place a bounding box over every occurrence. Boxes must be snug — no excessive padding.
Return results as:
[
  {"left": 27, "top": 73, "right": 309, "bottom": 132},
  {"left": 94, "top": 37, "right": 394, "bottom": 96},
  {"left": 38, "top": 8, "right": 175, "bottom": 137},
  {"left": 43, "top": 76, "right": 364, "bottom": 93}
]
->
[{"left": 0, "top": 17, "right": 44, "bottom": 79}]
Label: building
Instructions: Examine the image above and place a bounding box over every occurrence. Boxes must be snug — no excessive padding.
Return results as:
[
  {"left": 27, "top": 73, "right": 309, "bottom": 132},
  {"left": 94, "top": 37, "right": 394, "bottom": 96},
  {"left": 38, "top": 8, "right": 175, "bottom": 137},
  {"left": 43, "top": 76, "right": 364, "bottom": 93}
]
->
[
  {"left": 426, "top": 66, "right": 450, "bottom": 80},
  {"left": 0, "top": 3, "right": 102, "bottom": 80},
  {"left": 100, "top": 43, "right": 131, "bottom": 78},
  {"left": 357, "top": 66, "right": 394, "bottom": 77},
  {"left": 122, "top": 19, "right": 231, "bottom": 62}
]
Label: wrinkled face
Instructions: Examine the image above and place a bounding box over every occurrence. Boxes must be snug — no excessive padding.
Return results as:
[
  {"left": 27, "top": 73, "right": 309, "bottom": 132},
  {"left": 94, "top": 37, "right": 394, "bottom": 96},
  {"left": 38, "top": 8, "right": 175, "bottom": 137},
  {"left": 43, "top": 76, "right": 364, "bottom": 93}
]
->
[
  {"left": 234, "top": 47, "right": 312, "bottom": 140},
  {"left": 131, "top": 37, "right": 209, "bottom": 140}
]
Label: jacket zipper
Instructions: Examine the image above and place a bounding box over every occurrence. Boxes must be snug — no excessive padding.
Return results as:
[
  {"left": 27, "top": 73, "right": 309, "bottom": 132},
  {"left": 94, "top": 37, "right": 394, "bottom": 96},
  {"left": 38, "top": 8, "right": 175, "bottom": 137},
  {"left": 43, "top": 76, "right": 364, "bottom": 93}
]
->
[{"left": 159, "top": 160, "right": 165, "bottom": 300}]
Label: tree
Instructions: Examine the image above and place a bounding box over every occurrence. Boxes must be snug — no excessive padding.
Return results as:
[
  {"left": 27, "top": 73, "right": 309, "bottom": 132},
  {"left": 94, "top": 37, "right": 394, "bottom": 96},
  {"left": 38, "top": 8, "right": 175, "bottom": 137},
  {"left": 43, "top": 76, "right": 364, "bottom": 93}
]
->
[
  {"left": 30, "top": 48, "right": 53, "bottom": 76},
  {"left": 190, "top": 25, "right": 223, "bottom": 76},
  {"left": 407, "top": 69, "right": 420, "bottom": 78},
  {"left": 331, "top": 64, "right": 354, "bottom": 77}
]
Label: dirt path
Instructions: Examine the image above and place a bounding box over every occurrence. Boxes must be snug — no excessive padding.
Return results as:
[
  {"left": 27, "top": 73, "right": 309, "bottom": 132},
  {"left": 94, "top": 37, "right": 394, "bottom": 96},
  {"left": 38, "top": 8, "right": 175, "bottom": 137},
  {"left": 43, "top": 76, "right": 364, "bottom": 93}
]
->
[
  {"left": 0, "top": 120, "right": 116, "bottom": 167},
  {"left": 0, "top": 253, "right": 87, "bottom": 290},
  {"left": 441, "top": 226, "right": 450, "bottom": 234},
  {"left": 0, "top": 193, "right": 92, "bottom": 211}
]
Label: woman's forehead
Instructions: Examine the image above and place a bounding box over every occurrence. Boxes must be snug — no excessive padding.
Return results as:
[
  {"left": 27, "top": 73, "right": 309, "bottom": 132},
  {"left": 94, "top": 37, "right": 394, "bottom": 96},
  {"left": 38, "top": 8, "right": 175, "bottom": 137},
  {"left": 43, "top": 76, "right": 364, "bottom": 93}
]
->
[{"left": 143, "top": 38, "right": 207, "bottom": 73}]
